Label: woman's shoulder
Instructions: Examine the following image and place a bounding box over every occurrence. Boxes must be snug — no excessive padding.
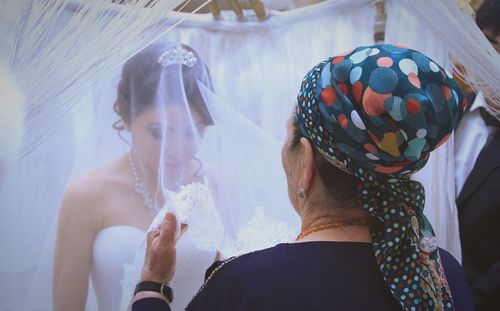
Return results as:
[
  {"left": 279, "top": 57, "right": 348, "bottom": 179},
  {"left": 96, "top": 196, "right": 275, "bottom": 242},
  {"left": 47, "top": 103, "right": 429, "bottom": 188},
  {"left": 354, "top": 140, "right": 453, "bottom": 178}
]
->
[
  {"left": 187, "top": 250, "right": 271, "bottom": 310},
  {"left": 439, "top": 248, "right": 460, "bottom": 268},
  {"left": 62, "top": 156, "right": 131, "bottom": 209},
  {"left": 203, "top": 244, "right": 302, "bottom": 284},
  {"left": 216, "top": 242, "right": 374, "bottom": 273},
  {"left": 189, "top": 243, "right": 398, "bottom": 310},
  {"left": 199, "top": 246, "right": 284, "bottom": 287},
  {"left": 438, "top": 247, "right": 465, "bottom": 280},
  {"left": 438, "top": 248, "right": 475, "bottom": 311}
]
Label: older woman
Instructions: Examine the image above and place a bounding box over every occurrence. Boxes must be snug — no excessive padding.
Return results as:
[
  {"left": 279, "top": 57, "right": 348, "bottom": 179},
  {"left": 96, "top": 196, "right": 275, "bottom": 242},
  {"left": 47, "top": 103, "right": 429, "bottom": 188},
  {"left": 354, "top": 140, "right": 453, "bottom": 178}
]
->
[{"left": 132, "top": 45, "right": 473, "bottom": 310}]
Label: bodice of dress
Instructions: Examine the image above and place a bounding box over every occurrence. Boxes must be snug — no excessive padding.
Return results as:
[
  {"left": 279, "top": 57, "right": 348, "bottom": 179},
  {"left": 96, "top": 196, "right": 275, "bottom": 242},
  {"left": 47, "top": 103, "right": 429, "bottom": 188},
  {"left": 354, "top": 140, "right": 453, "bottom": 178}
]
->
[
  {"left": 90, "top": 225, "right": 217, "bottom": 311},
  {"left": 168, "top": 232, "right": 217, "bottom": 310},
  {"left": 91, "top": 226, "right": 144, "bottom": 311}
]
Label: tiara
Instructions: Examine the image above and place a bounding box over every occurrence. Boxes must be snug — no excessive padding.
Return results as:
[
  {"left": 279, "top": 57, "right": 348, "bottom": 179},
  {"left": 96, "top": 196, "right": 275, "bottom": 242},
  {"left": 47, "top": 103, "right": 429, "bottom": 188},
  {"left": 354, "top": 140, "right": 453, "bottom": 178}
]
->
[{"left": 157, "top": 45, "right": 197, "bottom": 68}]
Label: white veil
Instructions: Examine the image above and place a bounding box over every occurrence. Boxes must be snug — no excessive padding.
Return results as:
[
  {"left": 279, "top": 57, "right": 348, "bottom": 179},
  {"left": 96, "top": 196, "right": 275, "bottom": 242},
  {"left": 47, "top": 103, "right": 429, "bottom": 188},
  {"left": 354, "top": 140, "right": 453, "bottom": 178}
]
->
[
  {"left": 120, "top": 76, "right": 301, "bottom": 310},
  {"left": 391, "top": 0, "right": 500, "bottom": 110},
  {"left": 11, "top": 0, "right": 491, "bottom": 308},
  {"left": 1, "top": 37, "right": 299, "bottom": 310},
  {"left": 0, "top": 2, "right": 378, "bottom": 310},
  {"left": 70, "top": 41, "right": 299, "bottom": 311}
]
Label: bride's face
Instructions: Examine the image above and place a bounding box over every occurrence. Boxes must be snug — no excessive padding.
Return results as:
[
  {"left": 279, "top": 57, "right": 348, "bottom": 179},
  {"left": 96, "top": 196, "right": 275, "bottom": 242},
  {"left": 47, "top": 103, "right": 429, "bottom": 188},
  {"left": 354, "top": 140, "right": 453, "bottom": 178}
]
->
[{"left": 130, "top": 104, "right": 206, "bottom": 175}]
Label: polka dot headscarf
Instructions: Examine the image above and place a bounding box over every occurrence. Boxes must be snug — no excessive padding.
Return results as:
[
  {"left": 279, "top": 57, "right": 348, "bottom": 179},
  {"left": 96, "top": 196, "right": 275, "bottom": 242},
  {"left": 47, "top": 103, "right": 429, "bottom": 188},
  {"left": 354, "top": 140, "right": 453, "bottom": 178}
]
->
[{"left": 296, "top": 44, "right": 468, "bottom": 310}]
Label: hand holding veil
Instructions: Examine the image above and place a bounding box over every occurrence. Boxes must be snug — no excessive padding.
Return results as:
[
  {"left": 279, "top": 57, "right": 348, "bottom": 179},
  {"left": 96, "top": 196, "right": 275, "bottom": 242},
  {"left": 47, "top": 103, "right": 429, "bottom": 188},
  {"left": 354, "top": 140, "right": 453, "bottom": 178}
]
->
[{"left": 121, "top": 69, "right": 300, "bottom": 310}]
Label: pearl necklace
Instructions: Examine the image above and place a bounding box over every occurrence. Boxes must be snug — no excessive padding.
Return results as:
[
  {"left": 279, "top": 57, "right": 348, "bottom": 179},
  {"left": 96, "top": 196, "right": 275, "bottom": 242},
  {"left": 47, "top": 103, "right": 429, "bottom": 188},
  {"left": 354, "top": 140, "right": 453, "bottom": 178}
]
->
[{"left": 128, "top": 151, "right": 160, "bottom": 217}]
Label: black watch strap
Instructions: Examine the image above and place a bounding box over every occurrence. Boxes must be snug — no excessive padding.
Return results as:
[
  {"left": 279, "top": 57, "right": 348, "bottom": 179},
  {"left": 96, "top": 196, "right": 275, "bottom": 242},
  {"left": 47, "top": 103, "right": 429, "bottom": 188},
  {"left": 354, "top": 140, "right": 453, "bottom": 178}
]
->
[{"left": 134, "top": 281, "right": 174, "bottom": 303}]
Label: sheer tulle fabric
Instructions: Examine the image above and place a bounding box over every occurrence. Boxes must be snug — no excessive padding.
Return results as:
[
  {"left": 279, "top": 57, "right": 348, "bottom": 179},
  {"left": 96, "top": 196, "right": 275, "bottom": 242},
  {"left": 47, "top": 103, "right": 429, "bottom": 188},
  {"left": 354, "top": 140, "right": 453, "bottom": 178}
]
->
[
  {"left": 12, "top": 0, "right": 207, "bottom": 155},
  {"left": 391, "top": 0, "right": 500, "bottom": 110},
  {"left": 163, "top": 0, "right": 376, "bottom": 141},
  {"left": 4, "top": 0, "right": 496, "bottom": 310},
  {"left": 120, "top": 83, "right": 302, "bottom": 310}
]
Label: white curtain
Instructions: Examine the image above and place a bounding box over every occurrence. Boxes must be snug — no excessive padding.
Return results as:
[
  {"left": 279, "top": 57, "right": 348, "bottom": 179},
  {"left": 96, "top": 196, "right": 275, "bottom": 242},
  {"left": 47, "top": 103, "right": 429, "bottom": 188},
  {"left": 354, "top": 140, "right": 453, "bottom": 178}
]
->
[
  {"left": 160, "top": 0, "right": 376, "bottom": 140},
  {"left": 395, "top": 0, "right": 500, "bottom": 111}
]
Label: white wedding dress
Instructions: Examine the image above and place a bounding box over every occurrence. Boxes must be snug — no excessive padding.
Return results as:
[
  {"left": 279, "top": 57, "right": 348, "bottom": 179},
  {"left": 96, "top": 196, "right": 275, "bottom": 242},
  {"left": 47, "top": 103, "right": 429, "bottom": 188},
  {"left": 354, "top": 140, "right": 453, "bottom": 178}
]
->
[
  {"left": 87, "top": 178, "right": 220, "bottom": 311},
  {"left": 118, "top": 177, "right": 297, "bottom": 310},
  {"left": 91, "top": 226, "right": 144, "bottom": 311},
  {"left": 119, "top": 179, "right": 221, "bottom": 311},
  {"left": 89, "top": 224, "right": 217, "bottom": 311}
]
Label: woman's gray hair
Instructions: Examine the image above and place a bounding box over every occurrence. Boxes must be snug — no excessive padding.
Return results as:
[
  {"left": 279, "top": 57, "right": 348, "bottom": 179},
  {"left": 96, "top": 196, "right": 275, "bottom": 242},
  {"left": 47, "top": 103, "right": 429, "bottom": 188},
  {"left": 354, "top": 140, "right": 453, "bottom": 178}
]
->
[{"left": 289, "top": 118, "right": 358, "bottom": 208}]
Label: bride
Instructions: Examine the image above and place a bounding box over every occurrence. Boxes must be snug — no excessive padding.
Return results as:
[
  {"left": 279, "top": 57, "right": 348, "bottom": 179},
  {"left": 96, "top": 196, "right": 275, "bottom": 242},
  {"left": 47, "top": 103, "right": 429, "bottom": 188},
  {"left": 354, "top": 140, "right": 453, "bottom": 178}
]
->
[{"left": 53, "top": 42, "right": 219, "bottom": 311}]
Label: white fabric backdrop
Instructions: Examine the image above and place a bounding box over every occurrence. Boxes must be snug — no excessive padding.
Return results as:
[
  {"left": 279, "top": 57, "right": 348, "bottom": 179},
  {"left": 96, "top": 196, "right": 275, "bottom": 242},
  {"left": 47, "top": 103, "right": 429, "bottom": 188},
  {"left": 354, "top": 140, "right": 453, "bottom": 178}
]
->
[
  {"left": 160, "top": 0, "right": 376, "bottom": 140},
  {"left": 396, "top": 0, "right": 500, "bottom": 111}
]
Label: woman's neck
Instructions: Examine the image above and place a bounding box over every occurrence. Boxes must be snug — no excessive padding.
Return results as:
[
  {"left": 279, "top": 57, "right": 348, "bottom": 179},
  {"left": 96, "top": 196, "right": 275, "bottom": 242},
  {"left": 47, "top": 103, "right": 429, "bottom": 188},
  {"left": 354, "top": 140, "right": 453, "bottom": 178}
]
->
[{"left": 297, "top": 203, "right": 372, "bottom": 243}]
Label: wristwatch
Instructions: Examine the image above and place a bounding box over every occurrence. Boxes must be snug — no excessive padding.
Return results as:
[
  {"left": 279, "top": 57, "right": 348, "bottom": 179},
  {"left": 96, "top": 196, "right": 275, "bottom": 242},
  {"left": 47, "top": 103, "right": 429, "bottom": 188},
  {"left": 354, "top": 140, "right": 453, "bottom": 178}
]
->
[{"left": 134, "top": 281, "right": 174, "bottom": 303}]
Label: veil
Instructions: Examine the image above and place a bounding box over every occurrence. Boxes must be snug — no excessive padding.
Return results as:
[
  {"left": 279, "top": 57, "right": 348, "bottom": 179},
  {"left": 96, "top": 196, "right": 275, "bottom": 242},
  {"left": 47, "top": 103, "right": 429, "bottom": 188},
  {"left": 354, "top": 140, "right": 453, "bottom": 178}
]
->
[
  {"left": 120, "top": 75, "right": 301, "bottom": 310},
  {"left": 0, "top": 2, "right": 376, "bottom": 310},
  {"left": 7, "top": 0, "right": 498, "bottom": 309},
  {"left": 0, "top": 39, "right": 299, "bottom": 311},
  {"left": 68, "top": 41, "right": 299, "bottom": 311}
]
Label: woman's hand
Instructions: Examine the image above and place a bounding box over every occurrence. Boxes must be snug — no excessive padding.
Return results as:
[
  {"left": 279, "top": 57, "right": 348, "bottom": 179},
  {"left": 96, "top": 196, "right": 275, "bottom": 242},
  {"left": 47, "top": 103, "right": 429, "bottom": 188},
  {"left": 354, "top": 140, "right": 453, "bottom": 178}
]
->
[{"left": 140, "top": 212, "right": 178, "bottom": 284}]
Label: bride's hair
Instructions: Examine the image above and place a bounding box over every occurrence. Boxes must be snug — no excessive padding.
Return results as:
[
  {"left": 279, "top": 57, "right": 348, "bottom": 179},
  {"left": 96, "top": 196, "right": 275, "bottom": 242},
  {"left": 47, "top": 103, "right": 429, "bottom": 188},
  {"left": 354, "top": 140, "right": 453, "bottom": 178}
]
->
[{"left": 113, "top": 42, "right": 214, "bottom": 131}]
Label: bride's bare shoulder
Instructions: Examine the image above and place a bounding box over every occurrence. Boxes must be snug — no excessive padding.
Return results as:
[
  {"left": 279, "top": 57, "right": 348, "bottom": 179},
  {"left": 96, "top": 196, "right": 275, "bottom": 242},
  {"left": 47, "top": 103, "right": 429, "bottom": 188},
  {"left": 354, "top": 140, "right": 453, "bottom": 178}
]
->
[{"left": 62, "top": 156, "right": 131, "bottom": 205}]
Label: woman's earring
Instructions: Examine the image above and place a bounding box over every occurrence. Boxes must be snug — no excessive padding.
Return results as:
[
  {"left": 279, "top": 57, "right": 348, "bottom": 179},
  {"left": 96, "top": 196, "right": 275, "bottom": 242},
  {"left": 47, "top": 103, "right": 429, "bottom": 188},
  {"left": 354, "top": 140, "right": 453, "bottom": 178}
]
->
[{"left": 298, "top": 188, "right": 305, "bottom": 199}]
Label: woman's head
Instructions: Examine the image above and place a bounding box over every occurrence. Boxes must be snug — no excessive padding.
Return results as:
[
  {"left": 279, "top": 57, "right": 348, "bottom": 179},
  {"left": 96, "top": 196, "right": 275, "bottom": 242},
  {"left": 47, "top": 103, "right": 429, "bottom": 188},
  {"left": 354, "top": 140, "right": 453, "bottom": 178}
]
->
[
  {"left": 296, "top": 45, "right": 465, "bottom": 177},
  {"left": 282, "top": 114, "right": 358, "bottom": 215},
  {"left": 291, "top": 44, "right": 465, "bottom": 310},
  {"left": 113, "top": 43, "right": 213, "bottom": 172}
]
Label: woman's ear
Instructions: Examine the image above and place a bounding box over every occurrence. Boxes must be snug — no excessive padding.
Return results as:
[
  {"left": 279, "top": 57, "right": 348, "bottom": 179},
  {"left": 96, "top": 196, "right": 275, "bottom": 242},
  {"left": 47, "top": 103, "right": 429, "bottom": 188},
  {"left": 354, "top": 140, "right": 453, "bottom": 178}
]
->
[{"left": 298, "top": 137, "right": 315, "bottom": 192}]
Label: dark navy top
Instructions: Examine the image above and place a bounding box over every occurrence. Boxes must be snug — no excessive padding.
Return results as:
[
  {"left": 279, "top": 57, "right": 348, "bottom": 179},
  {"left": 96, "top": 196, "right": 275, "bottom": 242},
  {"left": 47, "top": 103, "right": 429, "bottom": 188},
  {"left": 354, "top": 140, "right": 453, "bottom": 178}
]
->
[{"left": 132, "top": 242, "right": 474, "bottom": 311}]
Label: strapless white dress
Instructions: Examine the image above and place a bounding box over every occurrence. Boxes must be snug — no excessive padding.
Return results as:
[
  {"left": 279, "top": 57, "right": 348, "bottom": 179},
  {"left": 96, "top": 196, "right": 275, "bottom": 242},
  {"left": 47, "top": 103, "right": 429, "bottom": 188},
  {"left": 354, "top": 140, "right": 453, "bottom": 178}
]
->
[
  {"left": 90, "top": 226, "right": 144, "bottom": 311},
  {"left": 115, "top": 180, "right": 221, "bottom": 311},
  {"left": 115, "top": 179, "right": 296, "bottom": 311},
  {"left": 90, "top": 225, "right": 216, "bottom": 311}
]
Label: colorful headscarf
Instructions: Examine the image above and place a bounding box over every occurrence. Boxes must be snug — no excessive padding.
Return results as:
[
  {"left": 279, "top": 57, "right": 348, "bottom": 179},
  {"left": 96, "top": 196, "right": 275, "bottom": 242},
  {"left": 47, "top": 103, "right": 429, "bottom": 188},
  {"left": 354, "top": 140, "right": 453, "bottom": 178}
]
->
[{"left": 296, "top": 44, "right": 468, "bottom": 310}]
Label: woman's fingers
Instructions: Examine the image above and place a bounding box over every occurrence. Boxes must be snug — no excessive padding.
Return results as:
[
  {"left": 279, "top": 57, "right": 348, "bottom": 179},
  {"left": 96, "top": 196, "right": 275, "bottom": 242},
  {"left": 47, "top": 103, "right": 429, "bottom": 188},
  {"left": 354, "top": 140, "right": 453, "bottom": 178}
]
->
[{"left": 158, "top": 212, "right": 177, "bottom": 248}]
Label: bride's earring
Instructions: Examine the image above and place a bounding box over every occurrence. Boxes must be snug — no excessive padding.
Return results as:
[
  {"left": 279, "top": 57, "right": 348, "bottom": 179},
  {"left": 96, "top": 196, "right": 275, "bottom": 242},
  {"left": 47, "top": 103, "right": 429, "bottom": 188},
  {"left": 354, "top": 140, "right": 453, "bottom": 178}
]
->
[{"left": 298, "top": 188, "right": 305, "bottom": 199}]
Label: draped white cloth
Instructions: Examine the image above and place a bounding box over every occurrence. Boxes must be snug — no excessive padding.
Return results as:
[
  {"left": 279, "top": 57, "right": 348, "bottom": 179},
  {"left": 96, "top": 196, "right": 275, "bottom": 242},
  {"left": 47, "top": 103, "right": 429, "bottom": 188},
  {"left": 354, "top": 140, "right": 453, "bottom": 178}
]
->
[
  {"left": 160, "top": 0, "right": 376, "bottom": 140},
  {"left": 395, "top": 0, "right": 500, "bottom": 111},
  {"left": 0, "top": 0, "right": 27, "bottom": 62},
  {"left": 13, "top": 0, "right": 206, "bottom": 155}
]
